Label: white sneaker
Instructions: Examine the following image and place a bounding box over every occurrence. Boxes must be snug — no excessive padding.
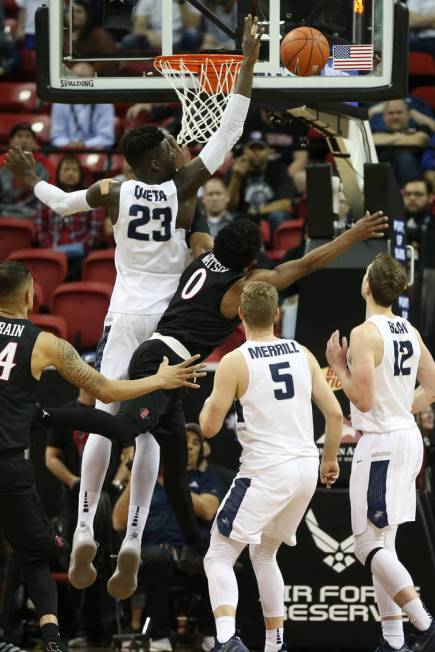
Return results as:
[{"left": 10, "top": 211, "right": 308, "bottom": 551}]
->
[
  {"left": 68, "top": 522, "right": 97, "bottom": 589},
  {"left": 67, "top": 636, "right": 88, "bottom": 648},
  {"left": 107, "top": 533, "right": 141, "bottom": 600},
  {"left": 201, "top": 636, "right": 215, "bottom": 652},
  {"left": 149, "top": 638, "right": 173, "bottom": 652}
]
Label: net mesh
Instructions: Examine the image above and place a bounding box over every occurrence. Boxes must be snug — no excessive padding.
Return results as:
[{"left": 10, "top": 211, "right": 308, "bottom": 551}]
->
[{"left": 154, "top": 55, "right": 243, "bottom": 145}]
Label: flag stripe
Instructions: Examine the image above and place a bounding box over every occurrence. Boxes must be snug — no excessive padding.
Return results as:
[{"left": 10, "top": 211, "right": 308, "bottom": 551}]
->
[{"left": 333, "top": 44, "right": 373, "bottom": 71}]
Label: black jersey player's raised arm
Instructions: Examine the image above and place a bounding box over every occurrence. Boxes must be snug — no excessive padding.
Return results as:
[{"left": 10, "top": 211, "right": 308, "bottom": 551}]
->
[
  {"left": 0, "top": 261, "right": 205, "bottom": 652},
  {"left": 42, "top": 208, "right": 388, "bottom": 598}
]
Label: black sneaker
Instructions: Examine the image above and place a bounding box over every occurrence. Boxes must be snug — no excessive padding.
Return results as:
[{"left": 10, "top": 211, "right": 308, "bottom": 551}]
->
[
  {"left": 407, "top": 620, "right": 435, "bottom": 651},
  {"left": 44, "top": 638, "right": 66, "bottom": 652},
  {"left": 375, "top": 639, "right": 411, "bottom": 652},
  {"left": 211, "top": 635, "right": 249, "bottom": 652}
]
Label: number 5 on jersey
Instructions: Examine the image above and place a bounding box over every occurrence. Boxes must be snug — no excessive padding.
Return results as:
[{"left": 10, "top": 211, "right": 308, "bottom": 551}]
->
[{"left": 269, "top": 362, "right": 295, "bottom": 400}]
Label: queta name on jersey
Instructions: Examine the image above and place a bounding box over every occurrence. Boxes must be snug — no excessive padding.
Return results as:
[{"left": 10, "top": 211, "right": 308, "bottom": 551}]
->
[
  {"left": 248, "top": 341, "right": 300, "bottom": 359},
  {"left": 134, "top": 185, "right": 167, "bottom": 202},
  {"left": 0, "top": 321, "right": 25, "bottom": 338},
  {"left": 387, "top": 320, "right": 408, "bottom": 335}
]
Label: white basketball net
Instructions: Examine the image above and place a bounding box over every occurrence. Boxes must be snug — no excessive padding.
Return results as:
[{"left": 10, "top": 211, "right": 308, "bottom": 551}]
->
[{"left": 155, "top": 56, "right": 242, "bottom": 145}]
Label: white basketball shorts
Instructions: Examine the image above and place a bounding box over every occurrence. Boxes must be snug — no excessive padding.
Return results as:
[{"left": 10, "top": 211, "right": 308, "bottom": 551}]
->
[
  {"left": 94, "top": 311, "right": 161, "bottom": 414},
  {"left": 213, "top": 456, "right": 319, "bottom": 546},
  {"left": 350, "top": 425, "right": 424, "bottom": 536}
]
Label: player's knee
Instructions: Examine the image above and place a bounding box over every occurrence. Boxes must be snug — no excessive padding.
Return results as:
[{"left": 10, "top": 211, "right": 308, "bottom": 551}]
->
[
  {"left": 249, "top": 537, "right": 280, "bottom": 568},
  {"left": 353, "top": 536, "right": 383, "bottom": 568}
]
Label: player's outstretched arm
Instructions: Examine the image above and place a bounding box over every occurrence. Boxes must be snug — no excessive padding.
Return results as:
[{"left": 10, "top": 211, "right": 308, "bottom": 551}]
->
[
  {"left": 412, "top": 330, "right": 435, "bottom": 413},
  {"left": 199, "top": 351, "right": 242, "bottom": 438},
  {"left": 326, "top": 326, "right": 375, "bottom": 412},
  {"left": 32, "top": 332, "right": 206, "bottom": 403},
  {"left": 249, "top": 211, "right": 388, "bottom": 291},
  {"left": 304, "top": 347, "right": 342, "bottom": 488},
  {"left": 3, "top": 146, "right": 121, "bottom": 221},
  {"left": 173, "top": 15, "right": 262, "bottom": 202}
]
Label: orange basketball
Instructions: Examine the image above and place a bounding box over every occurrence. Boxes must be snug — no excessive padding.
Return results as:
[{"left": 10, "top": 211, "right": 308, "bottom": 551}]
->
[{"left": 280, "top": 26, "right": 330, "bottom": 76}]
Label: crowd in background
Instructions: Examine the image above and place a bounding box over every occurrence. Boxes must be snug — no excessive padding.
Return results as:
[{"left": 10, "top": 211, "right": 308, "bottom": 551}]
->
[{"left": 0, "top": 1, "right": 434, "bottom": 650}]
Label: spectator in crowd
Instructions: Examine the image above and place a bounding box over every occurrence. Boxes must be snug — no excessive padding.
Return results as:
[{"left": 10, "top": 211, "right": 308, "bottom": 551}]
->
[
  {"left": 201, "top": 178, "right": 235, "bottom": 237},
  {"left": 70, "top": 0, "right": 118, "bottom": 76},
  {"left": 0, "top": 123, "right": 54, "bottom": 218},
  {"left": 201, "top": 0, "right": 237, "bottom": 50},
  {"left": 371, "top": 99, "right": 431, "bottom": 186},
  {"left": 403, "top": 178, "right": 434, "bottom": 262},
  {"left": 422, "top": 134, "right": 435, "bottom": 191},
  {"left": 45, "top": 372, "right": 133, "bottom": 646},
  {"left": 35, "top": 156, "right": 106, "bottom": 279},
  {"left": 0, "top": 11, "right": 19, "bottom": 79},
  {"left": 407, "top": 0, "right": 435, "bottom": 53},
  {"left": 16, "top": 0, "right": 39, "bottom": 49},
  {"left": 226, "top": 131, "right": 297, "bottom": 231},
  {"left": 112, "top": 424, "right": 222, "bottom": 652},
  {"left": 125, "top": 103, "right": 182, "bottom": 138},
  {"left": 50, "top": 63, "right": 115, "bottom": 150},
  {"left": 121, "top": 0, "right": 203, "bottom": 54}
]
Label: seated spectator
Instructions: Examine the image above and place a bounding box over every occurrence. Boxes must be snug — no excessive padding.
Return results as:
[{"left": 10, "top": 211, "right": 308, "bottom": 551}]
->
[
  {"left": 226, "top": 131, "right": 297, "bottom": 231},
  {"left": 112, "top": 424, "right": 221, "bottom": 652},
  {"left": 407, "top": 0, "right": 435, "bottom": 54},
  {"left": 403, "top": 177, "right": 434, "bottom": 266},
  {"left": 371, "top": 99, "right": 431, "bottom": 187},
  {"left": 0, "top": 10, "right": 19, "bottom": 79},
  {"left": 201, "top": 0, "right": 237, "bottom": 50},
  {"left": 422, "top": 134, "right": 435, "bottom": 191},
  {"left": 125, "top": 102, "right": 182, "bottom": 137},
  {"left": 201, "top": 177, "right": 235, "bottom": 237},
  {"left": 16, "top": 0, "right": 39, "bottom": 49},
  {"left": 70, "top": 0, "right": 118, "bottom": 76},
  {"left": 51, "top": 63, "right": 115, "bottom": 150},
  {"left": 121, "top": 0, "right": 203, "bottom": 54},
  {"left": 0, "top": 123, "right": 54, "bottom": 218},
  {"left": 35, "top": 156, "right": 106, "bottom": 279}
]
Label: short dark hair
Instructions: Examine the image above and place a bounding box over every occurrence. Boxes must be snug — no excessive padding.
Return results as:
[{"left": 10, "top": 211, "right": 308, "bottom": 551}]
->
[
  {"left": 120, "top": 126, "right": 166, "bottom": 169},
  {"left": 404, "top": 178, "right": 433, "bottom": 195},
  {"left": 0, "top": 261, "right": 31, "bottom": 299},
  {"left": 368, "top": 253, "right": 408, "bottom": 307},
  {"left": 213, "top": 218, "right": 262, "bottom": 271},
  {"left": 9, "top": 122, "right": 36, "bottom": 141}
]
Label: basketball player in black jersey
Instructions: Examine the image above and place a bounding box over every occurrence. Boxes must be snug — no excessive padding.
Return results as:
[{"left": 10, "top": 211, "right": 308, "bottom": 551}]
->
[
  {"left": 42, "top": 209, "right": 388, "bottom": 596},
  {"left": 0, "top": 260, "right": 205, "bottom": 651}
]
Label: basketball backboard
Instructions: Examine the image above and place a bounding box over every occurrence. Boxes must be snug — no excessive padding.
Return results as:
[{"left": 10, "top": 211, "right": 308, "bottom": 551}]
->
[{"left": 36, "top": 0, "right": 408, "bottom": 105}]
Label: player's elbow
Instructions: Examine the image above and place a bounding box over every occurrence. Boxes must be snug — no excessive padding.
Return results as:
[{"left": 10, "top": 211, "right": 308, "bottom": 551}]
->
[
  {"left": 201, "top": 420, "right": 218, "bottom": 438},
  {"left": 96, "top": 380, "right": 115, "bottom": 404},
  {"left": 354, "top": 398, "right": 373, "bottom": 413}
]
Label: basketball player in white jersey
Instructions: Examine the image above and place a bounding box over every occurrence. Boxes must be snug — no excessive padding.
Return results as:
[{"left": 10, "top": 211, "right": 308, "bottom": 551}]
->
[
  {"left": 5, "top": 14, "right": 263, "bottom": 592},
  {"left": 199, "top": 281, "right": 343, "bottom": 652},
  {"left": 326, "top": 253, "right": 435, "bottom": 652}
]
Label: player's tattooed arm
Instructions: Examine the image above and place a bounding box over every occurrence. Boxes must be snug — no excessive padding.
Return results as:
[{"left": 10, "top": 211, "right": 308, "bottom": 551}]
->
[
  {"left": 86, "top": 179, "right": 121, "bottom": 225},
  {"left": 53, "top": 336, "right": 110, "bottom": 400}
]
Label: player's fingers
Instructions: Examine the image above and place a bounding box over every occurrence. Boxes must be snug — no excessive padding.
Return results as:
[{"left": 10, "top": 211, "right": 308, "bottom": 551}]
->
[
  {"left": 161, "top": 355, "right": 169, "bottom": 366},
  {"left": 179, "top": 355, "right": 202, "bottom": 368},
  {"left": 182, "top": 370, "right": 207, "bottom": 379},
  {"left": 182, "top": 381, "right": 201, "bottom": 389}
]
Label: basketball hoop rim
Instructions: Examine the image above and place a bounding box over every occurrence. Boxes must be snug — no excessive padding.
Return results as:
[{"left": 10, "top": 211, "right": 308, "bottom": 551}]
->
[{"left": 154, "top": 53, "right": 244, "bottom": 75}]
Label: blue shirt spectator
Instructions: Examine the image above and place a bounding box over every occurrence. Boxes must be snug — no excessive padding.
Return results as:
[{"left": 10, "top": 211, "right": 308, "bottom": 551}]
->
[{"left": 51, "top": 103, "right": 115, "bottom": 150}]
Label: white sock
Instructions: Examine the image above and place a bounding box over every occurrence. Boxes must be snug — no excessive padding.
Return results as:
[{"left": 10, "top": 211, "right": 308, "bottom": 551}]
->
[
  {"left": 265, "top": 628, "right": 284, "bottom": 652},
  {"left": 215, "top": 616, "right": 235, "bottom": 644},
  {"left": 403, "top": 598, "right": 432, "bottom": 632},
  {"left": 78, "top": 490, "right": 100, "bottom": 535},
  {"left": 125, "top": 506, "right": 149, "bottom": 539},
  {"left": 382, "top": 620, "right": 404, "bottom": 649}
]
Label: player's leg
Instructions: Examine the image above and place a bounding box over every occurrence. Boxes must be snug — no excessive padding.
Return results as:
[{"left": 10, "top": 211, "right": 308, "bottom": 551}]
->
[
  {"left": 203, "top": 529, "right": 246, "bottom": 650},
  {"left": 249, "top": 536, "right": 284, "bottom": 652}
]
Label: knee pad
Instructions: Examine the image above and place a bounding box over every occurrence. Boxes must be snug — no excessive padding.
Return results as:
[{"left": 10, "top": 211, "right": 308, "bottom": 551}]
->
[{"left": 353, "top": 537, "right": 384, "bottom": 568}]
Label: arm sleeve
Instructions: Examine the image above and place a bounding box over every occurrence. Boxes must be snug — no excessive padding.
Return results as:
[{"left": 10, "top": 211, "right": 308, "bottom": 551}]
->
[
  {"left": 199, "top": 93, "right": 251, "bottom": 175},
  {"left": 34, "top": 181, "right": 92, "bottom": 217}
]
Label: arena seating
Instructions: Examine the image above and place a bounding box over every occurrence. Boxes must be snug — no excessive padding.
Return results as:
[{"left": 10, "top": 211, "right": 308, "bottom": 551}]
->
[
  {"left": 29, "top": 313, "right": 68, "bottom": 339},
  {"left": 82, "top": 249, "right": 116, "bottom": 286},
  {"left": 0, "top": 83, "right": 37, "bottom": 112},
  {"left": 273, "top": 218, "right": 305, "bottom": 250},
  {"left": 52, "top": 281, "right": 112, "bottom": 349},
  {"left": 30, "top": 281, "right": 44, "bottom": 314},
  {"left": 0, "top": 218, "right": 35, "bottom": 259},
  {"left": 412, "top": 86, "right": 435, "bottom": 110},
  {"left": 408, "top": 52, "right": 435, "bottom": 77},
  {"left": 0, "top": 113, "right": 50, "bottom": 144},
  {"left": 8, "top": 249, "right": 68, "bottom": 309}
]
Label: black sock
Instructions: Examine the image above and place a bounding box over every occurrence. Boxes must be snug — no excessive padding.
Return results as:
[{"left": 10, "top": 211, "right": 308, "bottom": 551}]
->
[{"left": 41, "top": 623, "right": 60, "bottom": 641}]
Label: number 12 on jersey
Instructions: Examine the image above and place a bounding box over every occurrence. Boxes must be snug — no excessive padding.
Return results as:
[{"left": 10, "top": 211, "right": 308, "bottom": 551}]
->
[{"left": 269, "top": 362, "right": 295, "bottom": 400}]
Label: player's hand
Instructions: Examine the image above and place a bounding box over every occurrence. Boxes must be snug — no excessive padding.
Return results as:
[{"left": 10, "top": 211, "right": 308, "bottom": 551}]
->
[
  {"left": 350, "top": 210, "right": 388, "bottom": 241},
  {"left": 242, "top": 15, "right": 263, "bottom": 66},
  {"left": 157, "top": 355, "right": 207, "bottom": 390},
  {"left": 167, "top": 135, "right": 191, "bottom": 168},
  {"left": 4, "top": 145, "right": 36, "bottom": 179},
  {"left": 326, "top": 329, "right": 348, "bottom": 374},
  {"left": 320, "top": 459, "right": 340, "bottom": 488}
]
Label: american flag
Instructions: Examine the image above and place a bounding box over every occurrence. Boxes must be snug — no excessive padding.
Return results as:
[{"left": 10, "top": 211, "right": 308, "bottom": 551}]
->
[{"left": 333, "top": 44, "right": 373, "bottom": 70}]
